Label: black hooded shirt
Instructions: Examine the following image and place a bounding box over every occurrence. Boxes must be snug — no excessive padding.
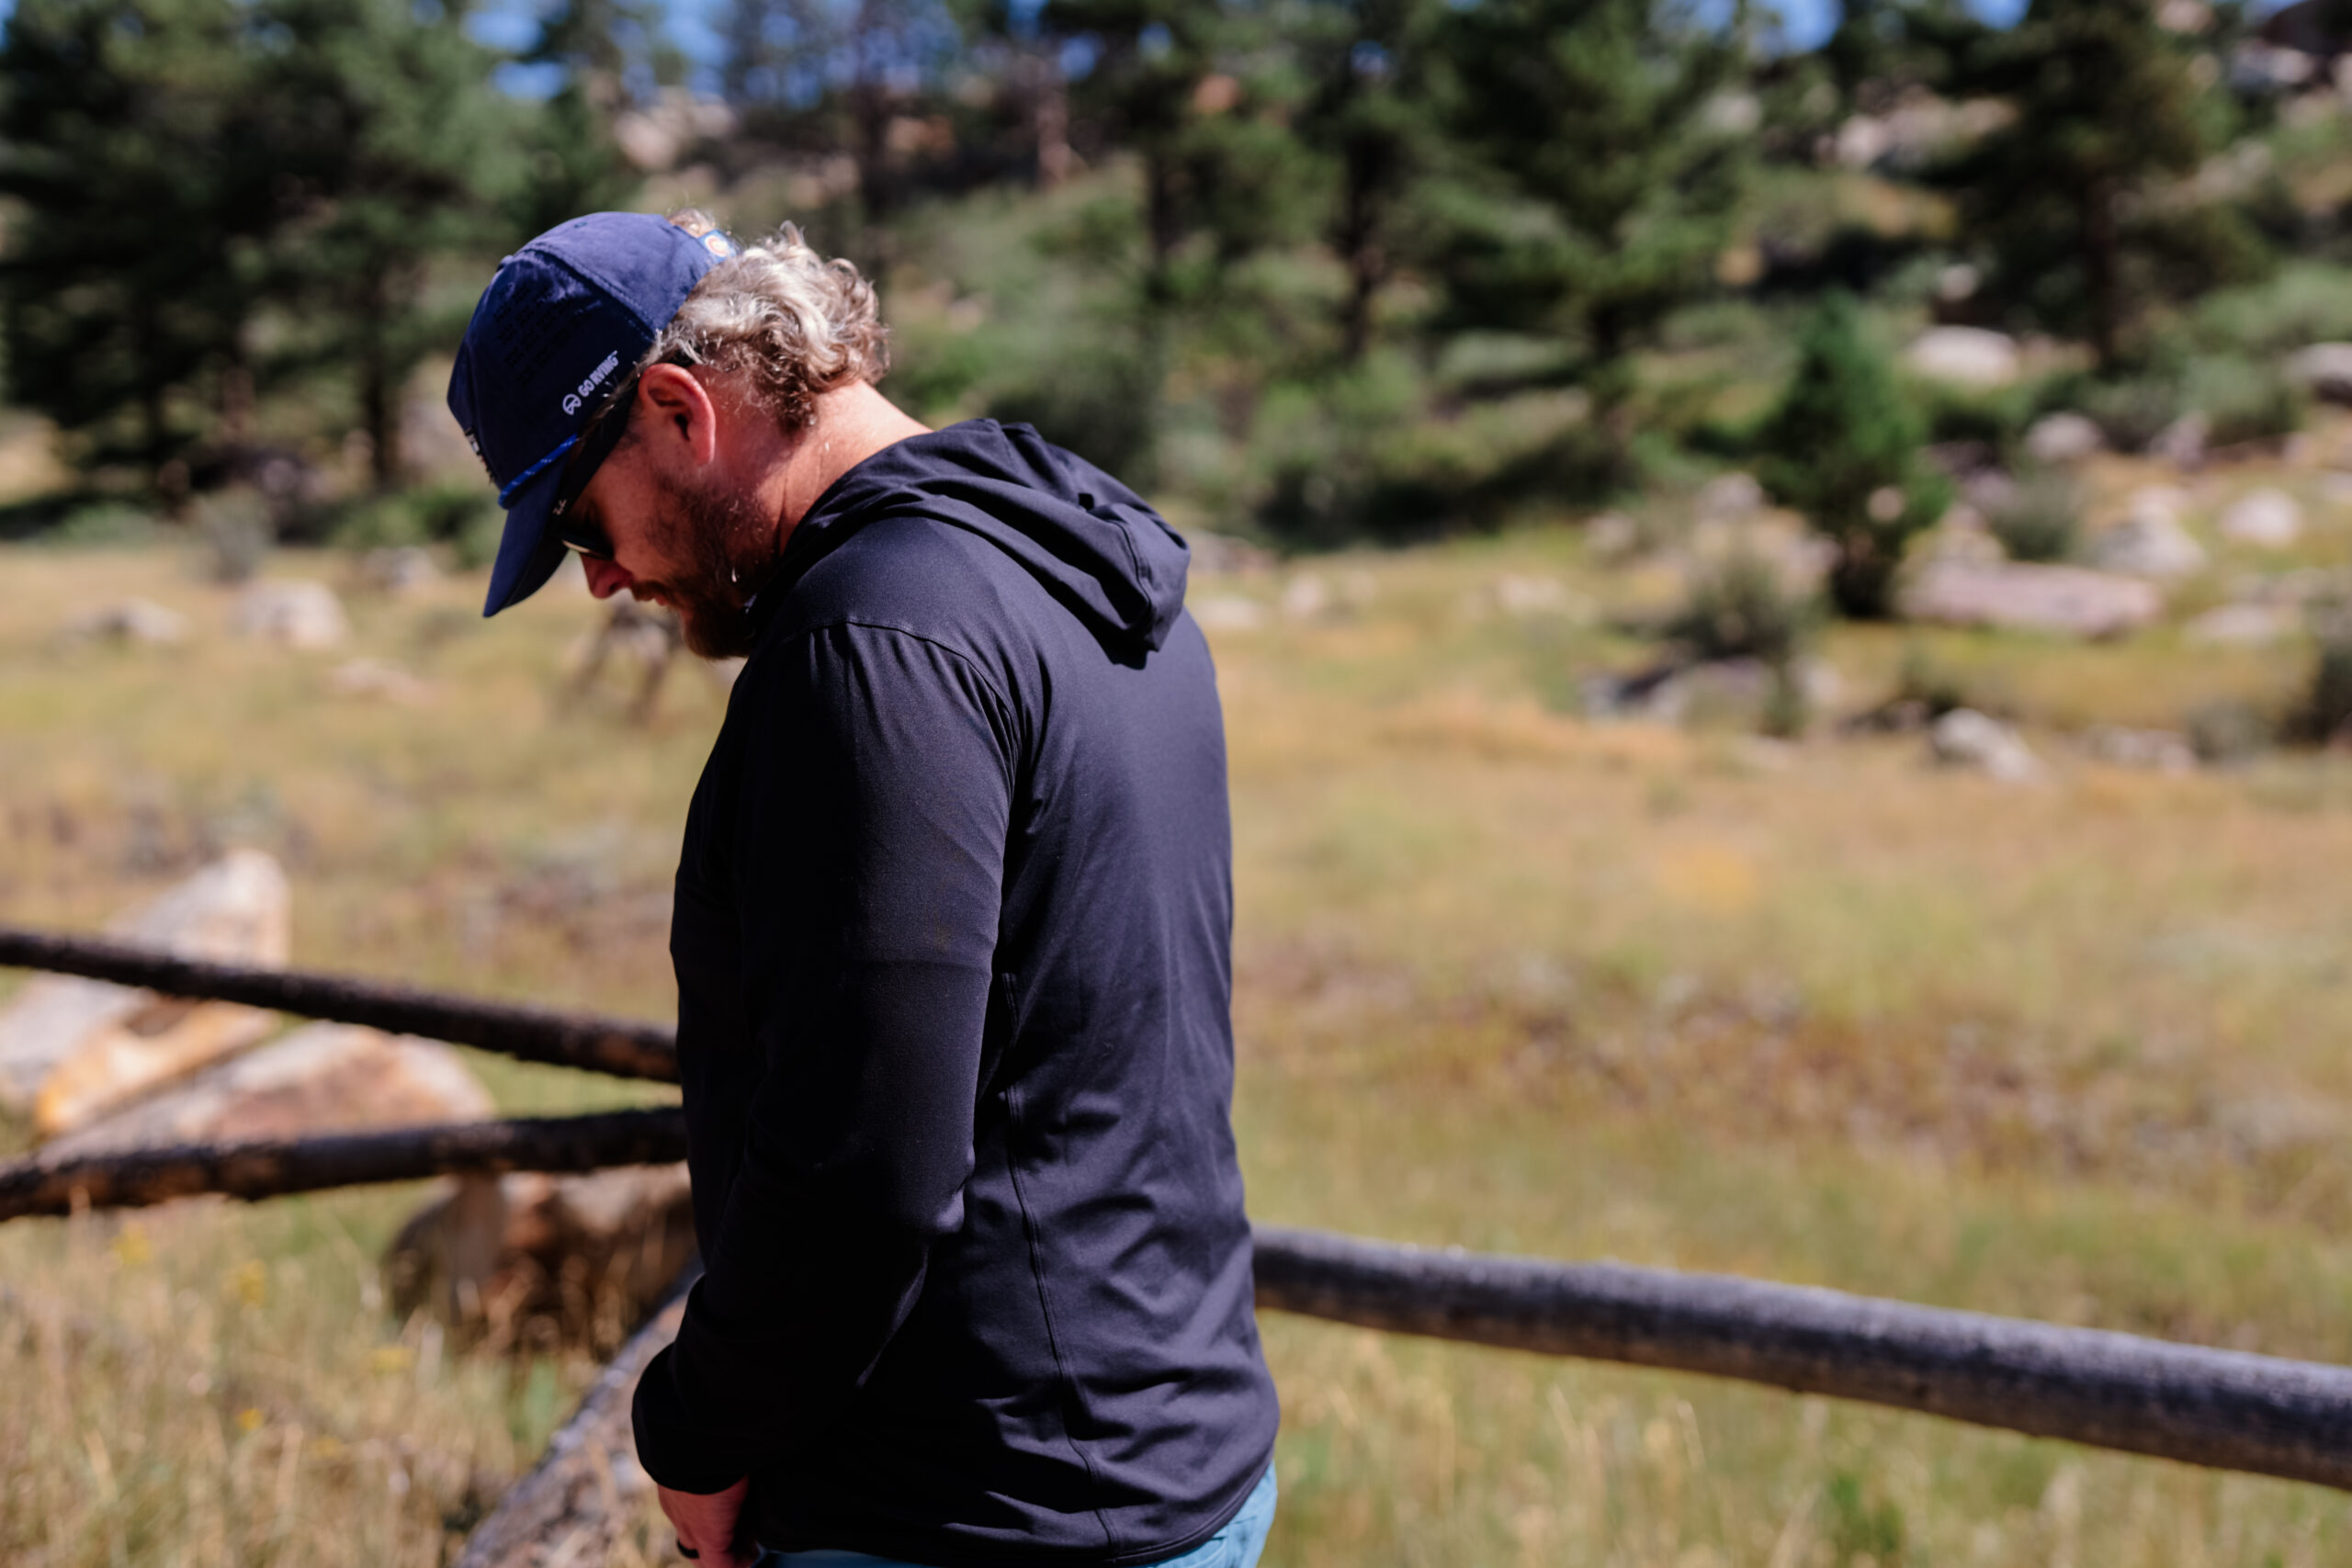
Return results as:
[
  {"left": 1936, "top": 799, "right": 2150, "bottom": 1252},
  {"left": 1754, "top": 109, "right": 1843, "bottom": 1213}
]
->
[{"left": 629, "top": 421, "right": 1281, "bottom": 1565}]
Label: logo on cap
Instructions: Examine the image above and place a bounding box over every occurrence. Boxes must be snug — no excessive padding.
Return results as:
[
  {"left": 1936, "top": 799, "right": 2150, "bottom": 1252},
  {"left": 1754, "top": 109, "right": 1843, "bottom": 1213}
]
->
[{"left": 562, "top": 349, "right": 624, "bottom": 418}]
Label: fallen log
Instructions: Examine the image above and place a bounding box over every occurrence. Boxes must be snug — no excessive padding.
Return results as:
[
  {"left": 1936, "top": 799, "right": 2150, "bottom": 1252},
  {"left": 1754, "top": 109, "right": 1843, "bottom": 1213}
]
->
[
  {"left": 1251, "top": 1224, "right": 2352, "bottom": 1494},
  {"left": 0, "top": 925, "right": 676, "bottom": 1083},
  {"left": 452, "top": 1267, "right": 698, "bottom": 1568},
  {"left": 0, "top": 1108, "right": 685, "bottom": 1220}
]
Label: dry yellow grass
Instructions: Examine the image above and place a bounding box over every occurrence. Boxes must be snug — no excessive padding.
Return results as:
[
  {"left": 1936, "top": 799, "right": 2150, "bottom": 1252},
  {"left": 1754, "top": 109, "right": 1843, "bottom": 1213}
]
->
[{"left": 6, "top": 514, "right": 2352, "bottom": 1564}]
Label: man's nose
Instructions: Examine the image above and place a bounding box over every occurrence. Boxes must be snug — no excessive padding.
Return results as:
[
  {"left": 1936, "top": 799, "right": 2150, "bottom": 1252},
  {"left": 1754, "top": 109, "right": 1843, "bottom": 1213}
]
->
[{"left": 582, "top": 556, "right": 636, "bottom": 600}]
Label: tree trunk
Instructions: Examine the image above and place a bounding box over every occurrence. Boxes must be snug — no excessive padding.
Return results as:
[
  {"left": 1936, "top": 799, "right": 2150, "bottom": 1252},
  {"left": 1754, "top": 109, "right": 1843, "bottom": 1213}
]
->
[
  {"left": 1340, "top": 142, "right": 1382, "bottom": 364},
  {"left": 133, "top": 295, "right": 169, "bottom": 481},
  {"left": 2082, "top": 172, "right": 2120, "bottom": 371},
  {"left": 1145, "top": 149, "right": 1182, "bottom": 308},
  {"left": 360, "top": 268, "right": 399, "bottom": 491}
]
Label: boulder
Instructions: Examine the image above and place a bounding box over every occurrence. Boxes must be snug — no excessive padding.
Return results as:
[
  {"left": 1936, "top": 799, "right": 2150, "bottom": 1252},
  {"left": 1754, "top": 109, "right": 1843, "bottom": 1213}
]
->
[
  {"left": 1900, "top": 561, "right": 2163, "bottom": 638},
  {"left": 63, "top": 598, "right": 188, "bottom": 647},
  {"left": 1904, "top": 327, "right": 2020, "bottom": 388},
  {"left": 1278, "top": 571, "right": 1375, "bottom": 623},
  {"left": 42, "top": 1021, "right": 493, "bottom": 1156},
  {"left": 327, "top": 658, "right": 434, "bottom": 705},
  {"left": 2024, "top": 412, "right": 2105, "bottom": 466},
  {"left": 2220, "top": 488, "right": 2303, "bottom": 547},
  {"left": 2151, "top": 412, "right": 2210, "bottom": 469},
  {"left": 2186, "top": 602, "right": 2301, "bottom": 646},
  {"left": 1585, "top": 657, "right": 1838, "bottom": 728},
  {"left": 1922, "top": 506, "right": 2007, "bottom": 565},
  {"left": 1694, "top": 472, "right": 1766, "bottom": 521},
  {"left": 356, "top": 546, "right": 440, "bottom": 595},
  {"left": 232, "top": 580, "right": 348, "bottom": 649},
  {"left": 2093, "top": 491, "right": 2209, "bottom": 579},
  {"left": 1929, "top": 708, "right": 2043, "bottom": 783},
  {"left": 385, "top": 1164, "right": 696, "bottom": 1352},
  {"left": 2084, "top": 725, "right": 2198, "bottom": 773},
  {"left": 0, "top": 850, "right": 288, "bottom": 1125},
  {"left": 2288, "top": 344, "right": 2352, "bottom": 404},
  {"left": 1586, "top": 512, "right": 1642, "bottom": 559},
  {"left": 1189, "top": 596, "right": 1266, "bottom": 632},
  {"left": 1466, "top": 573, "right": 1583, "bottom": 621},
  {"left": 1186, "top": 531, "right": 1277, "bottom": 577}
]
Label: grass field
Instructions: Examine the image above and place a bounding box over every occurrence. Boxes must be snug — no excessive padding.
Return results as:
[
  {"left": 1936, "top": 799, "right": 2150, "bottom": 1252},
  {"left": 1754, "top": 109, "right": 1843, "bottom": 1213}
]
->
[{"left": 6, "top": 472, "right": 2352, "bottom": 1565}]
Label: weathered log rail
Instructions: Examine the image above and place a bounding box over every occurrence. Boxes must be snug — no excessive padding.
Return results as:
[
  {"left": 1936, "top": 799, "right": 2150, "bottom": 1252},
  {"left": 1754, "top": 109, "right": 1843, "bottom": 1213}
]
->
[
  {"left": 0, "top": 1108, "right": 686, "bottom": 1220},
  {"left": 8, "top": 922, "right": 2352, "bottom": 1560},
  {"left": 0, "top": 925, "right": 678, "bottom": 1083}
]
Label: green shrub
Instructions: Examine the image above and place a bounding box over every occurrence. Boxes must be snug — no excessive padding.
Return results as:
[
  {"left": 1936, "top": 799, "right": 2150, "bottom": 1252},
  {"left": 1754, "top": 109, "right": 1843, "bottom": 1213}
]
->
[
  {"left": 1756, "top": 292, "right": 1950, "bottom": 618},
  {"left": 40, "top": 498, "right": 158, "bottom": 548},
  {"left": 2190, "top": 696, "right": 2276, "bottom": 761},
  {"left": 1663, "top": 549, "right": 1817, "bottom": 666},
  {"left": 2077, "top": 374, "right": 2183, "bottom": 452},
  {"left": 192, "top": 489, "right": 268, "bottom": 583},
  {"left": 2185, "top": 355, "right": 2304, "bottom": 448},
  {"left": 985, "top": 344, "right": 1162, "bottom": 490},
  {"left": 2191, "top": 263, "right": 2352, "bottom": 358},
  {"left": 1246, "top": 357, "right": 1614, "bottom": 547},
  {"left": 1915, "top": 378, "right": 2039, "bottom": 451},
  {"left": 335, "top": 481, "right": 499, "bottom": 552},
  {"left": 1985, "top": 470, "right": 2082, "bottom": 563},
  {"left": 2291, "top": 604, "right": 2352, "bottom": 746}
]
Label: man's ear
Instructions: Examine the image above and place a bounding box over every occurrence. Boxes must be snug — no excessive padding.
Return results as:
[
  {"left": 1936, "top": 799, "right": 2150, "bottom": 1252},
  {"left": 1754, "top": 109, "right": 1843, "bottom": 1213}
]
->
[{"left": 637, "top": 364, "right": 720, "bottom": 468}]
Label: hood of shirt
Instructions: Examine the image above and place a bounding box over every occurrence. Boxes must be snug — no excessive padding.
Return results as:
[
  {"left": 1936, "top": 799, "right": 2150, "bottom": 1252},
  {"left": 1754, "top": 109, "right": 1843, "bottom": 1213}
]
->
[{"left": 772, "top": 419, "right": 1192, "bottom": 655}]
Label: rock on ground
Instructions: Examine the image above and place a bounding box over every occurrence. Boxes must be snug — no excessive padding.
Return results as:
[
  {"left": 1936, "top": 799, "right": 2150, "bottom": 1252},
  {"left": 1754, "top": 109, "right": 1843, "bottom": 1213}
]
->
[
  {"left": 42, "top": 1021, "right": 494, "bottom": 1156},
  {"left": 1188, "top": 596, "right": 1266, "bottom": 632},
  {"left": 2084, "top": 725, "right": 2198, "bottom": 773},
  {"left": 1694, "top": 472, "right": 1766, "bottom": 521},
  {"left": 2093, "top": 490, "right": 2210, "bottom": 579},
  {"left": 63, "top": 598, "right": 188, "bottom": 646},
  {"left": 2186, "top": 602, "right": 2301, "bottom": 646},
  {"left": 1900, "top": 560, "right": 2163, "bottom": 638},
  {"left": 232, "top": 579, "right": 349, "bottom": 649},
  {"left": 1904, "top": 327, "right": 2020, "bottom": 388},
  {"left": 2220, "top": 488, "right": 2303, "bottom": 547},
  {"left": 385, "top": 1165, "right": 696, "bottom": 1353},
  {"left": 1186, "top": 531, "right": 1277, "bottom": 577},
  {"left": 356, "top": 546, "right": 440, "bottom": 595},
  {"left": 327, "top": 658, "right": 434, "bottom": 705},
  {"left": 2289, "top": 343, "right": 2352, "bottom": 403},
  {"left": 1585, "top": 657, "right": 1838, "bottom": 728},
  {"left": 0, "top": 850, "right": 288, "bottom": 1122},
  {"left": 1929, "top": 708, "right": 2044, "bottom": 782},
  {"left": 2024, "top": 412, "right": 2105, "bottom": 465}
]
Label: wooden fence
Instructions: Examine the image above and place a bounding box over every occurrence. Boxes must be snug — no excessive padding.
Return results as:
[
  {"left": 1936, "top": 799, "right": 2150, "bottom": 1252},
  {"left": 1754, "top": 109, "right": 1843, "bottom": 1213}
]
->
[{"left": 7, "top": 924, "right": 2352, "bottom": 1562}]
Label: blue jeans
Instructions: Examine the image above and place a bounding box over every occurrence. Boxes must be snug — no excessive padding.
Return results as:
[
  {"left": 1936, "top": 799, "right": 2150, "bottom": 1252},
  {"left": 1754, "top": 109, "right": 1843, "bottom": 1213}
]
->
[{"left": 756, "top": 1463, "right": 1279, "bottom": 1568}]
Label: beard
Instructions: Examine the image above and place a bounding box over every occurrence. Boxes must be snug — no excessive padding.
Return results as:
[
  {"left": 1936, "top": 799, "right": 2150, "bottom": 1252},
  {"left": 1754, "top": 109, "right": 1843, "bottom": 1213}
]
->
[{"left": 633, "top": 475, "right": 776, "bottom": 660}]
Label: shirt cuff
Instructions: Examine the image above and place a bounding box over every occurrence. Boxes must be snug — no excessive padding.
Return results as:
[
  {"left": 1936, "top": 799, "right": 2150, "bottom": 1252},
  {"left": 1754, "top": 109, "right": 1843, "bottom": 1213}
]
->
[{"left": 631, "top": 1342, "right": 754, "bottom": 1495}]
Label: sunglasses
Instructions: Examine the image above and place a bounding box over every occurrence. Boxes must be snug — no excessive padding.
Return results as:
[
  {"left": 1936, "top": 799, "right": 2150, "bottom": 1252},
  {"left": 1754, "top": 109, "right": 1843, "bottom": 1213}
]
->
[{"left": 547, "top": 372, "right": 642, "bottom": 560}]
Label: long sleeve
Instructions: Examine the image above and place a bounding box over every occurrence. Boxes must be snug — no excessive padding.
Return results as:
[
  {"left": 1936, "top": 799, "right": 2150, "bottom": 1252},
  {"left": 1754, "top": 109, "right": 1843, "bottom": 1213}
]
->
[{"left": 633, "top": 620, "right": 1017, "bottom": 1493}]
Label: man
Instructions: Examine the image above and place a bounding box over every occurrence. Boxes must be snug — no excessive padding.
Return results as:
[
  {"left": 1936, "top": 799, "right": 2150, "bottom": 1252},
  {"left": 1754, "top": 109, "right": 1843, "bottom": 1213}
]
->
[{"left": 448, "top": 210, "right": 1280, "bottom": 1568}]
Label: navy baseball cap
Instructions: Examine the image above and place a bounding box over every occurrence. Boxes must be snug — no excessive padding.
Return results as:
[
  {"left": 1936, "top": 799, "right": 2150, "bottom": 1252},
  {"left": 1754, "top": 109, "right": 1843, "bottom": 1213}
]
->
[{"left": 448, "top": 212, "right": 738, "bottom": 615}]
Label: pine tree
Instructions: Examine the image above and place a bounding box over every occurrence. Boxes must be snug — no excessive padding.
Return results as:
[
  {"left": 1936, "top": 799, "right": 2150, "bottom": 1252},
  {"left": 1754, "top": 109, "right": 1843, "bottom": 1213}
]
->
[
  {"left": 1291, "top": 0, "right": 1447, "bottom": 362},
  {"left": 0, "top": 0, "right": 633, "bottom": 492},
  {"left": 1755, "top": 291, "right": 1947, "bottom": 619},
  {"left": 254, "top": 0, "right": 561, "bottom": 487},
  {"left": 1434, "top": 0, "right": 1748, "bottom": 469},
  {"left": 1947, "top": 0, "right": 2262, "bottom": 367},
  {"left": 1046, "top": 0, "right": 1317, "bottom": 310},
  {"left": 0, "top": 0, "right": 280, "bottom": 478}
]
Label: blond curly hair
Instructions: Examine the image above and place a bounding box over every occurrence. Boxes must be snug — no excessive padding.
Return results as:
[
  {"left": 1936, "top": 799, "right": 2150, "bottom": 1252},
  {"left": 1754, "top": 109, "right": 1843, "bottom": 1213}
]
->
[{"left": 643, "top": 210, "right": 889, "bottom": 430}]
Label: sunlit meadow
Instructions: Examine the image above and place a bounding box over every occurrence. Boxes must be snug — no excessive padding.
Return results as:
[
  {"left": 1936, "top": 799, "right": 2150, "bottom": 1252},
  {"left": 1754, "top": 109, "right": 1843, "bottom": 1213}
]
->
[{"left": 6, "top": 455, "right": 2352, "bottom": 1564}]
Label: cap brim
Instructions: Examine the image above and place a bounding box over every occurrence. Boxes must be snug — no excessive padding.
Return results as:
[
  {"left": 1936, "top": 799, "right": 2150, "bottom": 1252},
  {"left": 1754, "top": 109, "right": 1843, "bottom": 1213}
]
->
[{"left": 481, "top": 457, "right": 573, "bottom": 616}]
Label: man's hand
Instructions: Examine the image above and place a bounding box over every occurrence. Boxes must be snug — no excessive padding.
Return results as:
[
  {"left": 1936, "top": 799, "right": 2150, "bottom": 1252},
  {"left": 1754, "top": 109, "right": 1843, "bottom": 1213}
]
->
[{"left": 659, "top": 1477, "right": 758, "bottom": 1566}]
